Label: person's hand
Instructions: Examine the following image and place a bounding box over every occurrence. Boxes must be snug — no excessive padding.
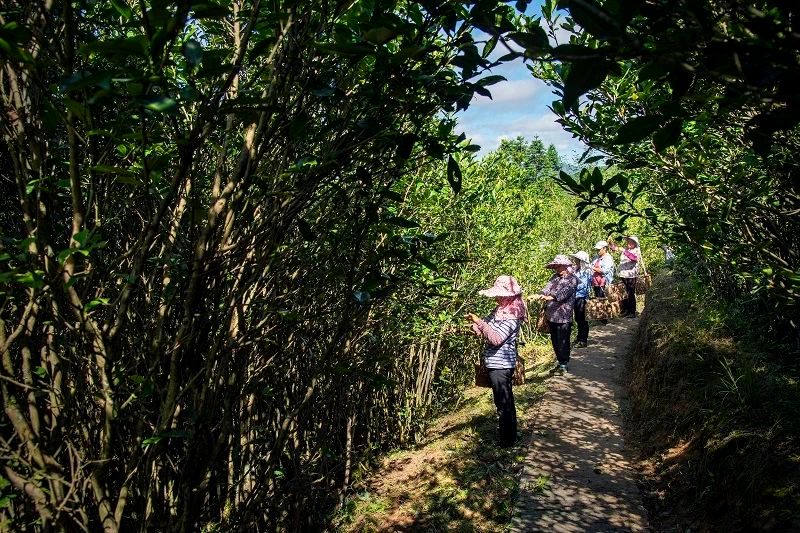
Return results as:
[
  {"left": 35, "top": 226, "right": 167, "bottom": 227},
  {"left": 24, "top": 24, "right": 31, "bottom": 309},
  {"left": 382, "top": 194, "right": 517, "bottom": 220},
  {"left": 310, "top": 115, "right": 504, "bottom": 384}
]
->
[{"left": 464, "top": 313, "right": 481, "bottom": 324}]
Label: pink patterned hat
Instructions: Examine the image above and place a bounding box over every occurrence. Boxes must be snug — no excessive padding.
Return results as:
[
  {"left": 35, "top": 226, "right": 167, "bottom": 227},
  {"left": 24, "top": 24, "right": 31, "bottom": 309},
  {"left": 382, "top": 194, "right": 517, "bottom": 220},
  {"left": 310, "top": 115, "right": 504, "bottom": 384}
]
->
[
  {"left": 545, "top": 254, "right": 573, "bottom": 269},
  {"left": 478, "top": 275, "right": 522, "bottom": 297}
]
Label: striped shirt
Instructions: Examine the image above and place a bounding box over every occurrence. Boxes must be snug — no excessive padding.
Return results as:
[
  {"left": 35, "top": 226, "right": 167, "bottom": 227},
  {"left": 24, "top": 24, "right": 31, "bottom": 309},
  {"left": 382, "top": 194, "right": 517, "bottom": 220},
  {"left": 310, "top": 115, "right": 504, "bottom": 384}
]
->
[{"left": 473, "top": 313, "right": 520, "bottom": 369}]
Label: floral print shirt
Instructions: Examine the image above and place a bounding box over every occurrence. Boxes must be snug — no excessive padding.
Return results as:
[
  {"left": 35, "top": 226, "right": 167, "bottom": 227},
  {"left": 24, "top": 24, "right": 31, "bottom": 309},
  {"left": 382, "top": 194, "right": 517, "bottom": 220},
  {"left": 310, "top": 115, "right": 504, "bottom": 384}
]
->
[
  {"left": 574, "top": 268, "right": 591, "bottom": 299},
  {"left": 540, "top": 273, "right": 578, "bottom": 324}
]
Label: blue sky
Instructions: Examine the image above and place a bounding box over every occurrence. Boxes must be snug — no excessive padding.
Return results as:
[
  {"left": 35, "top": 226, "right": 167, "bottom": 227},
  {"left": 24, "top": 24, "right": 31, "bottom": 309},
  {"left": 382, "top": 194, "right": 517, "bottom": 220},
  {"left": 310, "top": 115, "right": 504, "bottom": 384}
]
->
[{"left": 457, "top": 2, "right": 587, "bottom": 161}]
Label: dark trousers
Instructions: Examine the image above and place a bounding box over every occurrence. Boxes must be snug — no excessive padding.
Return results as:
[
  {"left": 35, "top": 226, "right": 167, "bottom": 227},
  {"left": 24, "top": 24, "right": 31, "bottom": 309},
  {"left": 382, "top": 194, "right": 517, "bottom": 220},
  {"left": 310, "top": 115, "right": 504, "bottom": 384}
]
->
[
  {"left": 549, "top": 321, "right": 572, "bottom": 364},
  {"left": 488, "top": 368, "right": 517, "bottom": 445},
  {"left": 574, "top": 297, "right": 588, "bottom": 342},
  {"left": 622, "top": 277, "right": 637, "bottom": 315},
  {"left": 593, "top": 285, "right": 606, "bottom": 298}
]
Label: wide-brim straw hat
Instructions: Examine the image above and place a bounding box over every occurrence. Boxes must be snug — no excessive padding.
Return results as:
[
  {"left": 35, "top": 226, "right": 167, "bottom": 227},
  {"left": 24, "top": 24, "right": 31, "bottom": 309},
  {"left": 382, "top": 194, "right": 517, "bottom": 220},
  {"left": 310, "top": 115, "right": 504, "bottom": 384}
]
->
[
  {"left": 626, "top": 235, "right": 640, "bottom": 246},
  {"left": 571, "top": 251, "right": 590, "bottom": 264},
  {"left": 545, "top": 254, "right": 573, "bottom": 269},
  {"left": 478, "top": 275, "right": 522, "bottom": 297}
]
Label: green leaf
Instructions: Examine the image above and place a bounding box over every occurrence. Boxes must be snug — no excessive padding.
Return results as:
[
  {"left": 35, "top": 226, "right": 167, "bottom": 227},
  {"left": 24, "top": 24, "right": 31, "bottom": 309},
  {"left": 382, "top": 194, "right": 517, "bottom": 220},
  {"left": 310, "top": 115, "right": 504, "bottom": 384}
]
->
[
  {"left": 446, "top": 155, "right": 462, "bottom": 194},
  {"left": 296, "top": 218, "right": 316, "bottom": 241},
  {"left": 141, "top": 429, "right": 189, "bottom": 448},
  {"left": 313, "top": 42, "right": 374, "bottom": 57},
  {"left": 563, "top": 60, "right": 615, "bottom": 110},
  {"left": 418, "top": 257, "right": 437, "bottom": 271},
  {"left": 14, "top": 271, "right": 44, "bottom": 289},
  {"left": 558, "top": 170, "right": 579, "bottom": 191},
  {"left": 110, "top": 0, "right": 132, "bottom": 19},
  {"left": 482, "top": 35, "right": 498, "bottom": 58},
  {"left": 192, "top": 2, "right": 229, "bottom": 18},
  {"left": 380, "top": 189, "right": 404, "bottom": 203},
  {"left": 385, "top": 216, "right": 420, "bottom": 229},
  {"left": 142, "top": 96, "right": 178, "bottom": 113},
  {"left": 0, "top": 494, "right": 15, "bottom": 508},
  {"left": 563, "top": 0, "right": 619, "bottom": 38},
  {"left": 612, "top": 115, "right": 664, "bottom": 144},
  {"left": 183, "top": 39, "right": 203, "bottom": 67},
  {"left": 476, "top": 75, "right": 507, "bottom": 87},
  {"left": 363, "top": 27, "right": 395, "bottom": 44},
  {"left": 638, "top": 61, "right": 670, "bottom": 82},
  {"left": 83, "top": 298, "right": 109, "bottom": 313},
  {"left": 82, "top": 36, "right": 148, "bottom": 58},
  {"left": 34, "top": 366, "right": 47, "bottom": 378},
  {"left": 92, "top": 164, "right": 134, "bottom": 176},
  {"left": 652, "top": 119, "right": 683, "bottom": 152},
  {"left": 507, "top": 29, "right": 548, "bottom": 52}
]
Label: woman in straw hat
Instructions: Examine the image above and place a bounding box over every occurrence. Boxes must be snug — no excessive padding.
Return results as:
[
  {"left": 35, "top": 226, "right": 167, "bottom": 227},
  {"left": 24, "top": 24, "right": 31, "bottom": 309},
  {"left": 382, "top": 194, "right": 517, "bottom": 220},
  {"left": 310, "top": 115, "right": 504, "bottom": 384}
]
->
[
  {"left": 570, "top": 251, "right": 592, "bottom": 348},
  {"left": 610, "top": 235, "right": 642, "bottom": 318},
  {"left": 531, "top": 255, "right": 578, "bottom": 373},
  {"left": 466, "top": 275, "right": 527, "bottom": 447}
]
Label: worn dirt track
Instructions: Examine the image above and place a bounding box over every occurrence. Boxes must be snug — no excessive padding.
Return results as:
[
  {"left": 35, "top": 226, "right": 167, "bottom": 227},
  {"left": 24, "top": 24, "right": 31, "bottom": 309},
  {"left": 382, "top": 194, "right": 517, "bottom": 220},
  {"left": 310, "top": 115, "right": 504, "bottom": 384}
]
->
[{"left": 512, "top": 318, "right": 649, "bottom": 532}]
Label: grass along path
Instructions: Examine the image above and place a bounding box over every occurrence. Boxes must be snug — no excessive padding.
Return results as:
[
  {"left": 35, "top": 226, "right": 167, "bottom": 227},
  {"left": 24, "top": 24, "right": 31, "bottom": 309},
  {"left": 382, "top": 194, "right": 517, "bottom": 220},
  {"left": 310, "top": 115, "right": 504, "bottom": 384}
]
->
[{"left": 332, "top": 343, "right": 554, "bottom": 532}]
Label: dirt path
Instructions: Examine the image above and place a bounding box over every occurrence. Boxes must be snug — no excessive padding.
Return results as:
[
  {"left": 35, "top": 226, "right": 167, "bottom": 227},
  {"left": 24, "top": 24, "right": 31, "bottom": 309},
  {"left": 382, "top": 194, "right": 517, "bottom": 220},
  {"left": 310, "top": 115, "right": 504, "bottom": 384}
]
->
[{"left": 512, "top": 318, "right": 649, "bottom": 532}]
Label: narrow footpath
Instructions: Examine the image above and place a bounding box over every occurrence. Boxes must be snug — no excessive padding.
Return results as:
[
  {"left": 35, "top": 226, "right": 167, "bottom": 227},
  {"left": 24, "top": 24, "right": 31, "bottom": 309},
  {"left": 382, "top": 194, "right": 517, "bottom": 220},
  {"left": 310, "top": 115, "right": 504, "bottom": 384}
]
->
[{"left": 512, "top": 318, "right": 649, "bottom": 532}]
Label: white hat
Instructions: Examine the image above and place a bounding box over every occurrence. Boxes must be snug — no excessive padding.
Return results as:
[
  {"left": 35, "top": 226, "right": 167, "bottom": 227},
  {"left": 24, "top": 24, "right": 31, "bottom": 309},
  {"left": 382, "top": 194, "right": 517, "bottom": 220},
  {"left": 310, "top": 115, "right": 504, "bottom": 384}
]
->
[
  {"left": 594, "top": 240, "right": 609, "bottom": 250},
  {"left": 571, "top": 251, "right": 590, "bottom": 264},
  {"left": 626, "top": 235, "right": 640, "bottom": 246}
]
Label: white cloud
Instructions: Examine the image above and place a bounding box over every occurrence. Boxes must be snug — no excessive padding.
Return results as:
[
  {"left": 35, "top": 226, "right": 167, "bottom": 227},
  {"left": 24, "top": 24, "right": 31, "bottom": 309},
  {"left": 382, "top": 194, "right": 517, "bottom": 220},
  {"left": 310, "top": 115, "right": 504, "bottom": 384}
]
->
[
  {"left": 471, "top": 78, "right": 546, "bottom": 107},
  {"left": 458, "top": 110, "right": 586, "bottom": 161}
]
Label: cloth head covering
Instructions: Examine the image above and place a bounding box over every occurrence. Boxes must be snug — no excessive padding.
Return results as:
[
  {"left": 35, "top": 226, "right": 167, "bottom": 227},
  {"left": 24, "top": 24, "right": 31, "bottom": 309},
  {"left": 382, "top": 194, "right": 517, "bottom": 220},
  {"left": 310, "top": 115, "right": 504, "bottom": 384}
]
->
[
  {"left": 626, "top": 235, "right": 640, "bottom": 247},
  {"left": 545, "top": 254, "right": 573, "bottom": 269},
  {"left": 594, "top": 240, "right": 609, "bottom": 250},
  {"left": 478, "top": 275, "right": 522, "bottom": 297},
  {"left": 479, "top": 276, "right": 527, "bottom": 321}
]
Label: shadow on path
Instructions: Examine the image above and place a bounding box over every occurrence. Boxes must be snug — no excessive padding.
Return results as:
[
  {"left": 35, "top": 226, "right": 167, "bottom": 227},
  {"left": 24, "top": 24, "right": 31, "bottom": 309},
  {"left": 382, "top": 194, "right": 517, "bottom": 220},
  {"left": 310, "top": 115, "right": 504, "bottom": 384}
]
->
[{"left": 511, "top": 318, "right": 650, "bottom": 532}]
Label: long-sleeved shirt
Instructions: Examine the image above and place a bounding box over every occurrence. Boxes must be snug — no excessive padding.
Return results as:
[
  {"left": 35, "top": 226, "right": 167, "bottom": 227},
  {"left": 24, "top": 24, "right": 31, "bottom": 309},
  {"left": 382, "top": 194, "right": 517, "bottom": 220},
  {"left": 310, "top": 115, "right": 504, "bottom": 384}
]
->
[
  {"left": 618, "top": 246, "right": 640, "bottom": 278},
  {"left": 591, "top": 253, "right": 615, "bottom": 286},
  {"left": 472, "top": 313, "right": 520, "bottom": 369},
  {"left": 540, "top": 273, "right": 578, "bottom": 323},
  {"left": 574, "top": 268, "right": 591, "bottom": 299}
]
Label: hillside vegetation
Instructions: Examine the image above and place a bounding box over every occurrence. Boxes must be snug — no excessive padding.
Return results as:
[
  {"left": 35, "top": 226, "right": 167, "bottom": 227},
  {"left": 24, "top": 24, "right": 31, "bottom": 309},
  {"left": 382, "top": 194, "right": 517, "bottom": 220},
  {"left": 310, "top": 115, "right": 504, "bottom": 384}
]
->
[{"left": 628, "top": 272, "right": 800, "bottom": 531}]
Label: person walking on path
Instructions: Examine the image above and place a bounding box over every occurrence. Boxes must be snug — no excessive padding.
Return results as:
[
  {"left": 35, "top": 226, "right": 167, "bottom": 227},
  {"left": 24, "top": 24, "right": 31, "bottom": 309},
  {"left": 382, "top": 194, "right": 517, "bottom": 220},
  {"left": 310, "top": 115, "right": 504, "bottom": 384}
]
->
[
  {"left": 531, "top": 255, "right": 578, "bottom": 373},
  {"left": 590, "top": 241, "right": 615, "bottom": 325},
  {"left": 466, "top": 275, "right": 527, "bottom": 447},
  {"left": 611, "top": 235, "right": 642, "bottom": 318},
  {"left": 570, "top": 251, "right": 592, "bottom": 348}
]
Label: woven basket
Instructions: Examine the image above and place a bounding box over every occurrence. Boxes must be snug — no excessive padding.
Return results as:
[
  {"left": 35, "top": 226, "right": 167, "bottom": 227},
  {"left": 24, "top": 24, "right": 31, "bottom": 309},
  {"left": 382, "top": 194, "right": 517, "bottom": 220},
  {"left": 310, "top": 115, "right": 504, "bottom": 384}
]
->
[
  {"left": 474, "top": 361, "right": 491, "bottom": 388},
  {"left": 607, "top": 282, "right": 626, "bottom": 303},
  {"left": 475, "top": 358, "right": 526, "bottom": 387},
  {"left": 535, "top": 305, "right": 549, "bottom": 334},
  {"left": 587, "top": 297, "right": 613, "bottom": 320},
  {"left": 635, "top": 273, "right": 652, "bottom": 295}
]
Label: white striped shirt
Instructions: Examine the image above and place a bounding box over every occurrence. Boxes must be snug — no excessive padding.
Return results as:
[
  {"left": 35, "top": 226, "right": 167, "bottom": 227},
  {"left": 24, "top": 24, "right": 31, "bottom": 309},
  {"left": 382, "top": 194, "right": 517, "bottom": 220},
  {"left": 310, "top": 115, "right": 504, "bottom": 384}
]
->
[{"left": 474, "top": 315, "right": 520, "bottom": 369}]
